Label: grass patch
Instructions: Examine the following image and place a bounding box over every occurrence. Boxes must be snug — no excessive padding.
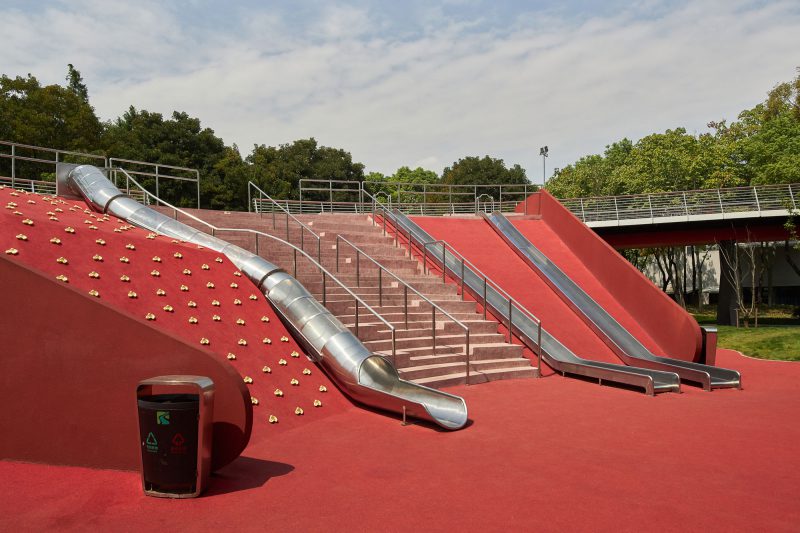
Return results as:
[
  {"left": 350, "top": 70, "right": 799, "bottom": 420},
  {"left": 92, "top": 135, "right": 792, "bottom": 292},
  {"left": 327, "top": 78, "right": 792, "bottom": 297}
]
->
[
  {"left": 687, "top": 306, "right": 800, "bottom": 361},
  {"left": 714, "top": 326, "right": 800, "bottom": 361}
]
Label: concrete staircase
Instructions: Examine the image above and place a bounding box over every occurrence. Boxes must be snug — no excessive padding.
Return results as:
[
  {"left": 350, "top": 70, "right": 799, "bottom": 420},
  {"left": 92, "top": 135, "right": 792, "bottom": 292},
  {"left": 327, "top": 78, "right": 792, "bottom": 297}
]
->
[{"left": 160, "top": 208, "right": 537, "bottom": 388}]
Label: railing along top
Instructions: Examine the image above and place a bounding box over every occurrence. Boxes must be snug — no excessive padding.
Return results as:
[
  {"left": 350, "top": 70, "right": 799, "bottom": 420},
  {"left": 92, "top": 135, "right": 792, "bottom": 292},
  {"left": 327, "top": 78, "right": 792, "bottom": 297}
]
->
[
  {"left": 116, "top": 168, "right": 395, "bottom": 334},
  {"left": 335, "top": 234, "right": 469, "bottom": 334},
  {"left": 562, "top": 182, "right": 799, "bottom": 223}
]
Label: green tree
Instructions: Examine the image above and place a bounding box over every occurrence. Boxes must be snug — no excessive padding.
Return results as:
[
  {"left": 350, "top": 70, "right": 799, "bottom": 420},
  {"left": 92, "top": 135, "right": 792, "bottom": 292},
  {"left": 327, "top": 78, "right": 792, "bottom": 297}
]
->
[
  {"left": 247, "top": 138, "right": 365, "bottom": 202},
  {"left": 66, "top": 64, "right": 89, "bottom": 103},
  {"left": 0, "top": 70, "right": 102, "bottom": 154},
  {"left": 440, "top": 156, "right": 530, "bottom": 203}
]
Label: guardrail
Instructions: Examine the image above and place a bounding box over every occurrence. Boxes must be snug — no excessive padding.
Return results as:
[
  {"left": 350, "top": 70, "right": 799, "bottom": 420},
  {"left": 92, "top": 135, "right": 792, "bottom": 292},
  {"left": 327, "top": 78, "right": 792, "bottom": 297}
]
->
[
  {"left": 248, "top": 181, "right": 321, "bottom": 261},
  {"left": 363, "top": 190, "right": 543, "bottom": 375},
  {"left": 116, "top": 167, "right": 398, "bottom": 363},
  {"left": 0, "top": 140, "right": 107, "bottom": 190},
  {"left": 335, "top": 235, "right": 472, "bottom": 381},
  {"left": 108, "top": 158, "right": 201, "bottom": 209},
  {"left": 561, "top": 183, "right": 800, "bottom": 226}
]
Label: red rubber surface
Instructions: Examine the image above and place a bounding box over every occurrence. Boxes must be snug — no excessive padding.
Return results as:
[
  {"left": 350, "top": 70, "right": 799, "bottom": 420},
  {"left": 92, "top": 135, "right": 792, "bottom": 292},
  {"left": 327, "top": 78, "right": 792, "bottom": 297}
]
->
[{"left": 1, "top": 350, "right": 798, "bottom": 531}]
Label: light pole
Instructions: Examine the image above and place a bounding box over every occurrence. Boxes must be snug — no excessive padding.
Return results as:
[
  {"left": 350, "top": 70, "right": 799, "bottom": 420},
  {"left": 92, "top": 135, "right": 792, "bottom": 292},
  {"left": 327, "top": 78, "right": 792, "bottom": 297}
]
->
[{"left": 539, "top": 146, "right": 549, "bottom": 187}]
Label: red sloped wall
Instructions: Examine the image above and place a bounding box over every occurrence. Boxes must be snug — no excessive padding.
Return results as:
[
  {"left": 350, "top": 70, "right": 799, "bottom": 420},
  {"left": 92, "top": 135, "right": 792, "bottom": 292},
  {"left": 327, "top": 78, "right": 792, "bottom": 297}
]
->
[
  {"left": 0, "top": 256, "right": 252, "bottom": 471},
  {"left": 517, "top": 191, "right": 702, "bottom": 361}
]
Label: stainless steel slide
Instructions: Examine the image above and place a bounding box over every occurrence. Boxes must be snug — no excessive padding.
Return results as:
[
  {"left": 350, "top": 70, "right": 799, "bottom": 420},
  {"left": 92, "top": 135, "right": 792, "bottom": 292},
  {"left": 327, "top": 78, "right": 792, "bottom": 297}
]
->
[
  {"left": 57, "top": 164, "right": 468, "bottom": 430},
  {"left": 385, "top": 209, "right": 681, "bottom": 395},
  {"left": 483, "top": 211, "right": 741, "bottom": 390}
]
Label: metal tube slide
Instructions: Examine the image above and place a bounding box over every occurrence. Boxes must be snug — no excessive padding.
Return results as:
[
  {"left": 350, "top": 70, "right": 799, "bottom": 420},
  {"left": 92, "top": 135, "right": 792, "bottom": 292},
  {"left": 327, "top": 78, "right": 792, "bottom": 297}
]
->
[
  {"left": 483, "top": 212, "right": 741, "bottom": 391},
  {"left": 386, "top": 209, "right": 681, "bottom": 395},
  {"left": 61, "top": 165, "right": 468, "bottom": 430}
]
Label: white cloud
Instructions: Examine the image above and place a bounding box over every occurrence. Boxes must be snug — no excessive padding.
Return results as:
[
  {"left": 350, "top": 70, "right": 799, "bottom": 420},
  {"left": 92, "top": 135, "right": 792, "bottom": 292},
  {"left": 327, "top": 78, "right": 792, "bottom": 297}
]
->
[{"left": 1, "top": 0, "right": 799, "bottom": 184}]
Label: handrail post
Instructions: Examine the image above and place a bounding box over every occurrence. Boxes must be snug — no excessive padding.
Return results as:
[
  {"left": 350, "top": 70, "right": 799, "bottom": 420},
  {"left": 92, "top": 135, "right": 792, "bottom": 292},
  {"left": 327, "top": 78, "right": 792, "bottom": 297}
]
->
[
  {"left": 404, "top": 285, "right": 409, "bottom": 329},
  {"left": 537, "top": 321, "right": 543, "bottom": 378},
  {"left": 432, "top": 305, "right": 436, "bottom": 355},
  {"left": 580, "top": 197, "right": 586, "bottom": 221},
  {"left": 336, "top": 236, "right": 340, "bottom": 272},
  {"left": 465, "top": 329, "right": 470, "bottom": 385},
  {"left": 441, "top": 245, "right": 446, "bottom": 283},
  {"left": 460, "top": 258, "right": 465, "bottom": 300},
  {"left": 354, "top": 299, "right": 359, "bottom": 336},
  {"left": 753, "top": 187, "right": 761, "bottom": 212},
  {"left": 293, "top": 248, "right": 297, "bottom": 278},
  {"left": 356, "top": 251, "right": 360, "bottom": 288},
  {"left": 255, "top": 233, "right": 259, "bottom": 256},
  {"left": 248, "top": 183, "right": 252, "bottom": 213},
  {"left": 648, "top": 195, "right": 653, "bottom": 220},
  {"left": 11, "top": 143, "right": 15, "bottom": 189},
  {"left": 391, "top": 329, "right": 397, "bottom": 367},
  {"left": 507, "top": 299, "right": 513, "bottom": 343},
  {"left": 378, "top": 267, "right": 383, "bottom": 307},
  {"left": 322, "top": 272, "right": 327, "bottom": 306},
  {"left": 483, "top": 277, "right": 488, "bottom": 320},
  {"left": 717, "top": 189, "right": 724, "bottom": 214},
  {"left": 423, "top": 246, "right": 428, "bottom": 275},
  {"left": 317, "top": 238, "right": 321, "bottom": 263},
  {"left": 683, "top": 191, "right": 689, "bottom": 217}
]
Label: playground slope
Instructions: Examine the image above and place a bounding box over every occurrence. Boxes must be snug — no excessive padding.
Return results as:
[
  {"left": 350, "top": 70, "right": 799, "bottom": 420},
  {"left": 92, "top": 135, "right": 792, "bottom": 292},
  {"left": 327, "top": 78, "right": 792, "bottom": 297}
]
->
[
  {"left": 410, "top": 215, "right": 624, "bottom": 366},
  {"left": 0, "top": 186, "right": 350, "bottom": 448},
  {"left": 1, "top": 348, "right": 799, "bottom": 532}
]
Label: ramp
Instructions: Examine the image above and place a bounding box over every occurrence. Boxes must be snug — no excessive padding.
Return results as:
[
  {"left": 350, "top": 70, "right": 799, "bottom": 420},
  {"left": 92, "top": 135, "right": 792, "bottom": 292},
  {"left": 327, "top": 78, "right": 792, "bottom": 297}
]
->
[
  {"left": 483, "top": 211, "right": 741, "bottom": 390},
  {"left": 385, "top": 209, "right": 681, "bottom": 395}
]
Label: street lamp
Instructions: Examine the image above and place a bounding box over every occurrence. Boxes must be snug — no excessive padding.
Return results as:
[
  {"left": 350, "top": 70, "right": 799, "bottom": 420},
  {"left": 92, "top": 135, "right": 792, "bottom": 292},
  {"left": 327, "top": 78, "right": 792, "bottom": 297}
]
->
[{"left": 539, "top": 146, "right": 549, "bottom": 187}]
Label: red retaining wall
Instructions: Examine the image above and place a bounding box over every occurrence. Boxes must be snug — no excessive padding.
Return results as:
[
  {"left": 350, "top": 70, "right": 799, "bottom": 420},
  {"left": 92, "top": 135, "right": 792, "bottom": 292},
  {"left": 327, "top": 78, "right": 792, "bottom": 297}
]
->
[
  {"left": 0, "top": 256, "right": 252, "bottom": 471},
  {"left": 517, "top": 191, "right": 702, "bottom": 361}
]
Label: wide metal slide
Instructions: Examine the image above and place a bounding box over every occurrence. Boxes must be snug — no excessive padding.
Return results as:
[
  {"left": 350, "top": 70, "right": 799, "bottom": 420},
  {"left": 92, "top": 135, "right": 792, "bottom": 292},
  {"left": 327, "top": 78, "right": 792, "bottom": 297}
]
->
[
  {"left": 58, "top": 164, "right": 468, "bottom": 430},
  {"left": 384, "top": 209, "right": 681, "bottom": 395},
  {"left": 482, "top": 212, "right": 741, "bottom": 390}
]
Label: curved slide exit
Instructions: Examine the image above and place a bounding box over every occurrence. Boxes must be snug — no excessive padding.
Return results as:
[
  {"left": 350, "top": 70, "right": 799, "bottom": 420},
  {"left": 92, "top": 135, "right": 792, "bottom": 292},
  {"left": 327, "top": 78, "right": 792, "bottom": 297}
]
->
[
  {"left": 57, "top": 164, "right": 468, "bottom": 430},
  {"left": 386, "top": 209, "right": 681, "bottom": 395},
  {"left": 482, "top": 211, "right": 741, "bottom": 390}
]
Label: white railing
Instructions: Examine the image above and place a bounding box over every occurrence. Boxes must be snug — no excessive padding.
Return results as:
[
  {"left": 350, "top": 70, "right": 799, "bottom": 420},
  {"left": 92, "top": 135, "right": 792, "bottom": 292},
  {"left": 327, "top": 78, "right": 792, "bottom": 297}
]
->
[{"left": 561, "top": 183, "right": 800, "bottom": 227}]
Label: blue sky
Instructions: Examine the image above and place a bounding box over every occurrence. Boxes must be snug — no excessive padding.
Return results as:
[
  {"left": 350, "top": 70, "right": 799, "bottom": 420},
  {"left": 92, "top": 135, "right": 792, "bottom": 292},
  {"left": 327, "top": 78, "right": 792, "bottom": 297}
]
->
[{"left": 1, "top": 0, "right": 799, "bottom": 183}]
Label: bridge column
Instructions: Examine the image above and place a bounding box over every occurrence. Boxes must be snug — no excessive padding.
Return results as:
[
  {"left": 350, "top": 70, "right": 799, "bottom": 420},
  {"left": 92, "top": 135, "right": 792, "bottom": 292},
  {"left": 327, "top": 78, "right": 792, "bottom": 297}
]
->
[{"left": 716, "top": 240, "right": 738, "bottom": 326}]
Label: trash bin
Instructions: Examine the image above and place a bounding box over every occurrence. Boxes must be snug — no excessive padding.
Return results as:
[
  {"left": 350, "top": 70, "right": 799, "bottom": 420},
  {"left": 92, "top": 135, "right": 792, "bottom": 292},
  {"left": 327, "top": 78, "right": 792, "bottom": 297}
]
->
[{"left": 136, "top": 376, "right": 214, "bottom": 498}]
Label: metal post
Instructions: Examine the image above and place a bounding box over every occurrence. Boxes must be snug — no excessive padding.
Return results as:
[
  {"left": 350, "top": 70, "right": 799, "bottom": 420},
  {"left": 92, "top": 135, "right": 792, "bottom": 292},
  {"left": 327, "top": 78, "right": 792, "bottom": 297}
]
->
[
  {"left": 336, "top": 237, "right": 340, "bottom": 272},
  {"left": 483, "top": 278, "right": 487, "bottom": 320},
  {"left": 155, "top": 165, "right": 160, "bottom": 199},
  {"left": 356, "top": 252, "right": 360, "bottom": 287},
  {"left": 580, "top": 198, "right": 587, "bottom": 221},
  {"left": 329, "top": 180, "right": 333, "bottom": 211},
  {"left": 391, "top": 330, "right": 397, "bottom": 366},
  {"left": 404, "top": 285, "right": 409, "bottom": 329},
  {"left": 613, "top": 196, "right": 619, "bottom": 221},
  {"left": 285, "top": 212, "right": 290, "bottom": 241},
  {"left": 432, "top": 305, "right": 436, "bottom": 355},
  {"left": 423, "top": 246, "right": 428, "bottom": 275},
  {"left": 789, "top": 184, "right": 797, "bottom": 210},
  {"left": 322, "top": 272, "right": 327, "bottom": 306},
  {"left": 717, "top": 189, "right": 724, "bottom": 214},
  {"left": 465, "top": 329, "right": 470, "bottom": 385},
  {"left": 354, "top": 299, "right": 359, "bottom": 336},
  {"left": 378, "top": 268, "right": 383, "bottom": 307},
  {"left": 460, "top": 258, "right": 465, "bottom": 300},
  {"left": 524, "top": 184, "right": 528, "bottom": 215},
  {"left": 507, "top": 299, "right": 513, "bottom": 343},
  {"left": 255, "top": 233, "right": 259, "bottom": 256},
  {"left": 293, "top": 248, "right": 297, "bottom": 278},
  {"left": 272, "top": 201, "right": 276, "bottom": 228},
  {"left": 196, "top": 173, "right": 201, "bottom": 210},
  {"left": 383, "top": 212, "right": 387, "bottom": 236},
  {"left": 648, "top": 195, "right": 653, "bottom": 219},
  {"left": 683, "top": 191, "right": 689, "bottom": 217},
  {"left": 537, "top": 321, "right": 543, "bottom": 378},
  {"left": 753, "top": 187, "right": 761, "bottom": 212},
  {"left": 11, "top": 144, "right": 15, "bottom": 189},
  {"left": 441, "top": 245, "right": 446, "bottom": 283},
  {"left": 317, "top": 238, "right": 321, "bottom": 263}
]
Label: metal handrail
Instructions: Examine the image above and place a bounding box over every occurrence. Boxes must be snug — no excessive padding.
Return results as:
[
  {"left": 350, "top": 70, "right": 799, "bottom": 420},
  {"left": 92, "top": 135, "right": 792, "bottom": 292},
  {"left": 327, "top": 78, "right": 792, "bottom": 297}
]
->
[
  {"left": 108, "top": 157, "right": 201, "bottom": 209},
  {"left": 561, "top": 182, "right": 800, "bottom": 225},
  {"left": 114, "top": 167, "right": 397, "bottom": 363},
  {"left": 363, "top": 189, "right": 542, "bottom": 373},
  {"left": 0, "top": 139, "right": 107, "bottom": 190},
  {"left": 248, "top": 181, "right": 321, "bottom": 261},
  {"left": 335, "top": 234, "right": 471, "bottom": 381}
]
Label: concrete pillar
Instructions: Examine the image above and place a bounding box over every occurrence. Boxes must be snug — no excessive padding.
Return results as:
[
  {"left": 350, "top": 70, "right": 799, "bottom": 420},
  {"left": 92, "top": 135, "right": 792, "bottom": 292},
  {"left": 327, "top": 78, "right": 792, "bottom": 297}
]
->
[{"left": 716, "top": 240, "right": 738, "bottom": 325}]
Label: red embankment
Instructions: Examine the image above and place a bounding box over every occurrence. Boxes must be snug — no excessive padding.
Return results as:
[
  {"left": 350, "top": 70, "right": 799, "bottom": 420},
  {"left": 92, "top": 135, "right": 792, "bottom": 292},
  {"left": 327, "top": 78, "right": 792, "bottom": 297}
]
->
[
  {"left": 512, "top": 218, "right": 664, "bottom": 355},
  {"left": 410, "top": 216, "right": 623, "bottom": 366},
  {"left": 0, "top": 186, "right": 350, "bottom": 467},
  {"left": 517, "top": 191, "right": 703, "bottom": 361}
]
